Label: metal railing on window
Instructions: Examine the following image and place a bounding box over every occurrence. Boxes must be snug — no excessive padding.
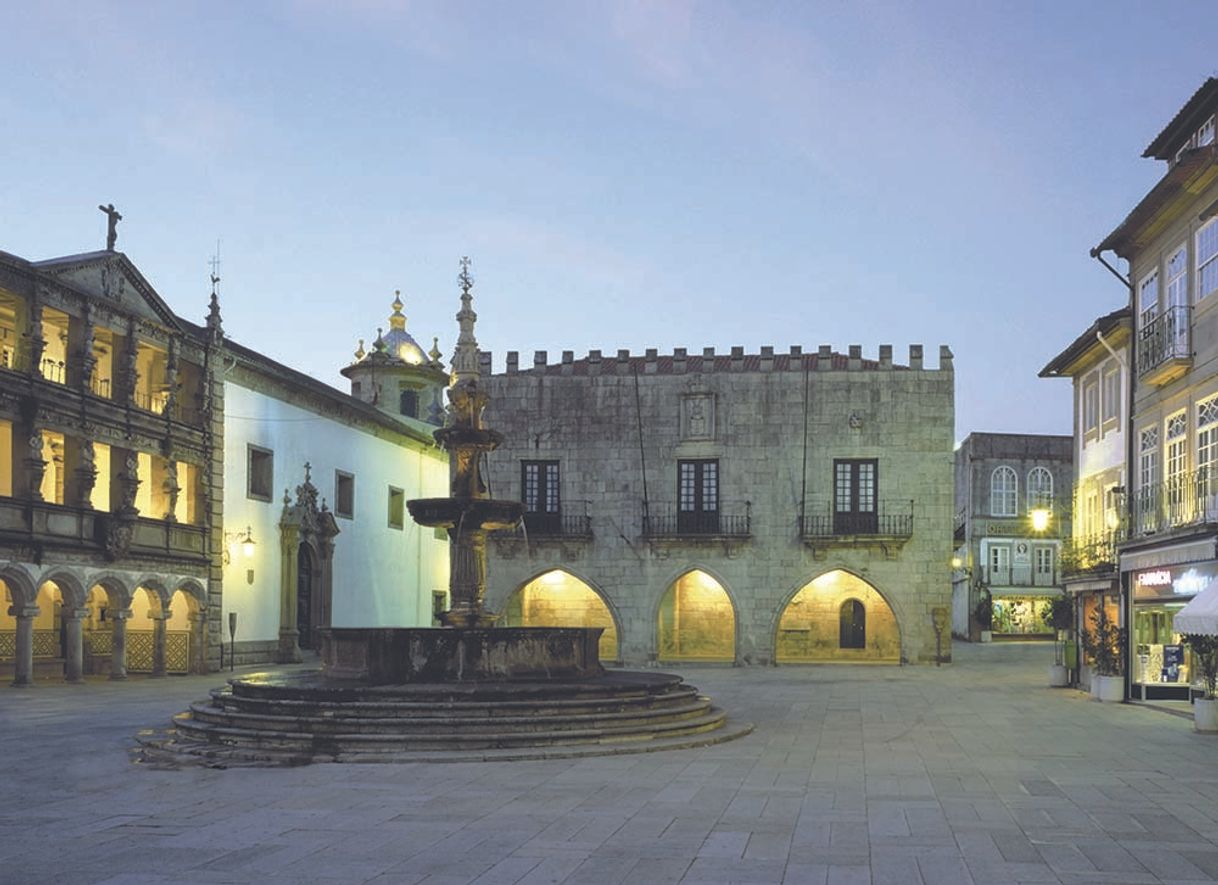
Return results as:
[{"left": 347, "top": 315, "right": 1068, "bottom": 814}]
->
[
  {"left": 522, "top": 503, "right": 592, "bottom": 538},
  {"left": 798, "top": 500, "right": 914, "bottom": 539},
  {"left": 1137, "top": 306, "right": 1192, "bottom": 379},
  {"left": 1132, "top": 470, "right": 1218, "bottom": 536},
  {"left": 1061, "top": 529, "right": 1124, "bottom": 576},
  {"left": 643, "top": 502, "right": 751, "bottom": 538},
  {"left": 89, "top": 374, "right": 111, "bottom": 398},
  {"left": 39, "top": 358, "right": 66, "bottom": 384}
]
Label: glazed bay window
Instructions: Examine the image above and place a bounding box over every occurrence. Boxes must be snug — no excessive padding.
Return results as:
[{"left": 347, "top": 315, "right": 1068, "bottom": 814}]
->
[
  {"left": 247, "top": 445, "right": 273, "bottom": 501},
  {"left": 335, "top": 470, "right": 355, "bottom": 519},
  {"left": 1199, "top": 218, "right": 1218, "bottom": 301},
  {"left": 522, "top": 460, "right": 560, "bottom": 533}
]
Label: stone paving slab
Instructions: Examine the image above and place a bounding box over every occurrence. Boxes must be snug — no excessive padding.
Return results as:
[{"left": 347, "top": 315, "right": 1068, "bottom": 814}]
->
[{"left": 2, "top": 642, "right": 1218, "bottom": 883}]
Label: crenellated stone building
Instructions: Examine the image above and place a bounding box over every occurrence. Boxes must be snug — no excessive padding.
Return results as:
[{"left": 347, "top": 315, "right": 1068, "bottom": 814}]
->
[{"left": 476, "top": 343, "right": 955, "bottom": 666}]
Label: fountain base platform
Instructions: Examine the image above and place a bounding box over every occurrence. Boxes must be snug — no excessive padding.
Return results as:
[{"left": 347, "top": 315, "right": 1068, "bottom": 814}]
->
[{"left": 138, "top": 627, "right": 752, "bottom": 766}]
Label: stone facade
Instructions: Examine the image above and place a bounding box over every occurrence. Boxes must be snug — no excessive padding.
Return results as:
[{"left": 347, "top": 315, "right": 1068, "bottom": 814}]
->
[
  {"left": 479, "top": 344, "right": 955, "bottom": 665},
  {"left": 951, "top": 433, "right": 1073, "bottom": 640}
]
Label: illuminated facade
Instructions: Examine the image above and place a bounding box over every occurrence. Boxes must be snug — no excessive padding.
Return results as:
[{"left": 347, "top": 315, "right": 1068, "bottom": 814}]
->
[
  {"left": 1040, "top": 307, "right": 1130, "bottom": 689},
  {"left": 1, "top": 242, "right": 449, "bottom": 683},
  {"left": 478, "top": 344, "right": 954, "bottom": 665},
  {"left": 951, "top": 433, "right": 1072, "bottom": 641},
  {"left": 1091, "top": 78, "right": 1218, "bottom": 702}
]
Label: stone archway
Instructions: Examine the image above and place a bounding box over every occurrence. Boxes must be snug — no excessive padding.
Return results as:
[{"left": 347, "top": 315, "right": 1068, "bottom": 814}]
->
[
  {"left": 656, "top": 569, "right": 736, "bottom": 663},
  {"left": 775, "top": 570, "right": 900, "bottom": 663},
  {"left": 500, "top": 569, "right": 620, "bottom": 662},
  {"left": 278, "top": 463, "right": 338, "bottom": 662}
]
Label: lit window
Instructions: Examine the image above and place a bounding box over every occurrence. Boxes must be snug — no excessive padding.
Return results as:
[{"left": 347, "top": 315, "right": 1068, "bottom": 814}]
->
[
  {"left": 990, "top": 466, "right": 1017, "bottom": 517},
  {"left": 387, "top": 486, "right": 404, "bottom": 529},
  {"left": 247, "top": 446, "right": 273, "bottom": 501}
]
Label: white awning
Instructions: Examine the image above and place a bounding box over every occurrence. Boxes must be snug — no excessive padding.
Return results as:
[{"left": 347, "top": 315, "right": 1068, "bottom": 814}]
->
[
  {"left": 1121, "top": 537, "right": 1217, "bottom": 573},
  {"left": 1173, "top": 577, "right": 1218, "bottom": 635}
]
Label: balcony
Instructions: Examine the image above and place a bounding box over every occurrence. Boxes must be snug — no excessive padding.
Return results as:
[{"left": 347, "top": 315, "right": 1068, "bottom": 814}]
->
[
  {"left": 1138, "top": 306, "right": 1191, "bottom": 386},
  {"left": 643, "top": 502, "right": 751, "bottom": 540},
  {"left": 522, "top": 504, "right": 592, "bottom": 539},
  {"left": 0, "top": 497, "right": 207, "bottom": 563},
  {"left": 1061, "top": 529, "right": 1123, "bottom": 578},
  {"left": 1132, "top": 471, "right": 1218, "bottom": 536},
  {"left": 799, "top": 500, "right": 914, "bottom": 553}
]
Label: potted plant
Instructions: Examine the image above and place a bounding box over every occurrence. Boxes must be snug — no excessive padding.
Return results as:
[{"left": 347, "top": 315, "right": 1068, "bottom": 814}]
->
[
  {"left": 1080, "top": 607, "right": 1125, "bottom": 702},
  {"left": 975, "top": 592, "right": 993, "bottom": 643},
  {"left": 1042, "top": 594, "right": 1073, "bottom": 687},
  {"left": 1181, "top": 633, "right": 1218, "bottom": 733}
]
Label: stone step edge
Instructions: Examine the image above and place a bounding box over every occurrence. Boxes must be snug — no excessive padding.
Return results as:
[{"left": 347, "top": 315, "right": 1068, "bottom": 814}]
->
[
  {"left": 135, "top": 719, "right": 755, "bottom": 767},
  {"left": 211, "top": 684, "right": 702, "bottom": 712},
  {"left": 171, "top": 707, "right": 728, "bottom": 748},
  {"left": 190, "top": 698, "right": 713, "bottom": 730}
]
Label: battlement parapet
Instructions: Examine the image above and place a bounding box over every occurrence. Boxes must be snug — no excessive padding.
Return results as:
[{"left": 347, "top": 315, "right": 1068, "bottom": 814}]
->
[{"left": 485, "top": 345, "right": 953, "bottom": 377}]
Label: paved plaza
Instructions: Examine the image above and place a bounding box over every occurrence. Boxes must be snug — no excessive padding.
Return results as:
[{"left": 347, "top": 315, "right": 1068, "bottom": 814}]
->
[{"left": 2, "top": 642, "right": 1218, "bottom": 884}]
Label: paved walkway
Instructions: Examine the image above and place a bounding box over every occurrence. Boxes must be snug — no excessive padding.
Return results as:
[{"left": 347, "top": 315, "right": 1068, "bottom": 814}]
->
[{"left": 1, "top": 642, "right": 1217, "bottom": 884}]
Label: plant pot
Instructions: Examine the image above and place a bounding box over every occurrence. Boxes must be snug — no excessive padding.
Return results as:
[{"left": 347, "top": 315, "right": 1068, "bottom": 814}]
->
[
  {"left": 1048, "top": 664, "right": 1069, "bottom": 687},
  {"left": 1195, "top": 698, "right": 1218, "bottom": 733},
  {"left": 980, "top": 631, "right": 992, "bottom": 643},
  {"left": 1091, "top": 674, "right": 1124, "bottom": 702}
]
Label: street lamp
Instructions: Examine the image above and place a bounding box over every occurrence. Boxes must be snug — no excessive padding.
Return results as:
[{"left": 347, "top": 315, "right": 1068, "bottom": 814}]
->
[{"left": 1030, "top": 508, "right": 1051, "bottom": 533}]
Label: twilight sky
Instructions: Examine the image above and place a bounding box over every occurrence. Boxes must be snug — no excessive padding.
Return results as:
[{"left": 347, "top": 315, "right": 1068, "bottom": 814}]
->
[{"left": 3, "top": 1, "right": 1217, "bottom": 442}]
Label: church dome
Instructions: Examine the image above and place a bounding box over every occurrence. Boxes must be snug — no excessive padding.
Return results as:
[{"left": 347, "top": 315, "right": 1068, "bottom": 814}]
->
[{"left": 352, "top": 291, "right": 429, "bottom": 367}]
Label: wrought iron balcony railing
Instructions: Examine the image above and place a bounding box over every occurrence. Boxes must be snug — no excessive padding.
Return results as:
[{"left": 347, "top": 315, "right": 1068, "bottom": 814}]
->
[
  {"left": 643, "top": 502, "right": 751, "bottom": 538},
  {"left": 1137, "top": 305, "right": 1191, "bottom": 381},
  {"left": 522, "top": 504, "right": 592, "bottom": 538},
  {"left": 1132, "top": 471, "right": 1218, "bottom": 536},
  {"left": 799, "top": 500, "right": 914, "bottom": 539},
  {"left": 1060, "top": 529, "right": 1124, "bottom": 577}
]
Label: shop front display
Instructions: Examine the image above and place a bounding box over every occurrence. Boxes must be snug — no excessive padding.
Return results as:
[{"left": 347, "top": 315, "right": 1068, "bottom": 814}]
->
[
  {"left": 1130, "top": 562, "right": 1216, "bottom": 701},
  {"left": 990, "top": 594, "right": 1054, "bottom": 636}
]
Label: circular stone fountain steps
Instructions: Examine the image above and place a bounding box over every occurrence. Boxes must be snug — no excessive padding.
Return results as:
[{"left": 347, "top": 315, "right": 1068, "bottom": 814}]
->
[{"left": 137, "top": 670, "right": 753, "bottom": 766}]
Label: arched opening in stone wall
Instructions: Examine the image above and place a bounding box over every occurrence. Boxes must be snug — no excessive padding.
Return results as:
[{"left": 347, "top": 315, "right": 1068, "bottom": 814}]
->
[
  {"left": 500, "top": 569, "right": 618, "bottom": 661},
  {"left": 776, "top": 570, "right": 900, "bottom": 662},
  {"left": 657, "top": 570, "right": 735, "bottom": 663},
  {"left": 168, "top": 588, "right": 202, "bottom": 674},
  {"left": 129, "top": 586, "right": 164, "bottom": 673},
  {"left": 82, "top": 585, "right": 115, "bottom": 676}
]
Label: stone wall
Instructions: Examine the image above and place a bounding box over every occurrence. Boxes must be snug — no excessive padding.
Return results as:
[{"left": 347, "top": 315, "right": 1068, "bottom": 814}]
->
[{"left": 479, "top": 345, "right": 955, "bottom": 665}]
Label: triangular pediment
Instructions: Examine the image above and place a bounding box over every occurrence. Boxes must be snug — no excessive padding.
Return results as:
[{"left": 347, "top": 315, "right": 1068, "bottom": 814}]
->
[{"left": 32, "top": 251, "right": 183, "bottom": 331}]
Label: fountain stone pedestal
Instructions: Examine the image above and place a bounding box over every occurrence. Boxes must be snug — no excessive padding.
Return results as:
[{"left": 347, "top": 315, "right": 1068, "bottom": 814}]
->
[{"left": 320, "top": 626, "right": 604, "bottom": 684}]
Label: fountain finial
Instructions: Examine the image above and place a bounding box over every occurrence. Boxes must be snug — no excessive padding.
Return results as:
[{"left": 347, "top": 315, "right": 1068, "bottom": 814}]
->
[{"left": 451, "top": 256, "right": 480, "bottom": 387}]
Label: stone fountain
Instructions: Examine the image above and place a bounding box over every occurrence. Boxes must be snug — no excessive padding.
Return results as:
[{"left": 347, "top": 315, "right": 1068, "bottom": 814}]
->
[{"left": 139, "top": 260, "right": 750, "bottom": 765}]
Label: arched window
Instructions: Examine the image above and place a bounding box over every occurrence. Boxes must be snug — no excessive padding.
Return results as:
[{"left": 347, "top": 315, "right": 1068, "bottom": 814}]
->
[
  {"left": 1027, "top": 467, "right": 1053, "bottom": 510},
  {"left": 839, "top": 599, "right": 865, "bottom": 649},
  {"left": 991, "top": 466, "right": 1017, "bottom": 516}
]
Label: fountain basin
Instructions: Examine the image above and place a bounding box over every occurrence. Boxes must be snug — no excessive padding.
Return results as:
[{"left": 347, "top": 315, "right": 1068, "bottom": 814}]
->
[
  {"left": 407, "top": 497, "right": 524, "bottom": 531},
  {"left": 320, "top": 627, "right": 604, "bottom": 684}
]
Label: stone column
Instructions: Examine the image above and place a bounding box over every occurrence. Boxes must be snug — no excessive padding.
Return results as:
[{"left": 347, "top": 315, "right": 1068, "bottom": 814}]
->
[
  {"left": 150, "top": 611, "right": 168, "bottom": 677},
  {"left": 10, "top": 605, "right": 39, "bottom": 687},
  {"left": 69, "top": 304, "right": 96, "bottom": 391},
  {"left": 109, "top": 609, "right": 130, "bottom": 680},
  {"left": 63, "top": 608, "right": 88, "bottom": 683},
  {"left": 187, "top": 610, "right": 206, "bottom": 674}
]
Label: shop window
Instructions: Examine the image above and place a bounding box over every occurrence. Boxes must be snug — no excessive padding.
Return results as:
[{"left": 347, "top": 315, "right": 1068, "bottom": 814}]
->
[
  {"left": 335, "top": 470, "right": 355, "bottom": 519},
  {"left": 387, "top": 486, "right": 404, "bottom": 529},
  {"left": 247, "top": 445, "right": 273, "bottom": 502}
]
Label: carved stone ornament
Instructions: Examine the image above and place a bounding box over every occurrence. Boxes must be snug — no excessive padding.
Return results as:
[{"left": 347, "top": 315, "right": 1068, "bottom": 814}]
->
[
  {"left": 681, "top": 393, "right": 715, "bottom": 441},
  {"left": 104, "top": 512, "right": 138, "bottom": 560},
  {"left": 848, "top": 412, "right": 863, "bottom": 429}
]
